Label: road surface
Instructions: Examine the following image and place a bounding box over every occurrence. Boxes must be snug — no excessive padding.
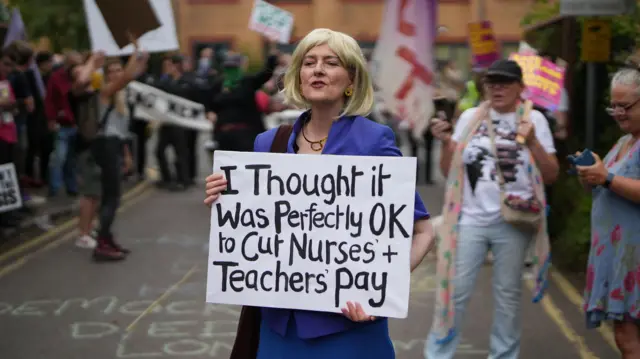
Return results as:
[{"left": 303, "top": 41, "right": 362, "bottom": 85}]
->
[
  {"left": 0, "top": 181, "right": 619, "bottom": 359},
  {"left": 0, "top": 128, "right": 620, "bottom": 359}
]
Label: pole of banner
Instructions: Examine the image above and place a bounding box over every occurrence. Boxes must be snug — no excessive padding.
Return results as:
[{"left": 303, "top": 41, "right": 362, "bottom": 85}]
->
[{"left": 476, "top": 0, "right": 486, "bottom": 20}]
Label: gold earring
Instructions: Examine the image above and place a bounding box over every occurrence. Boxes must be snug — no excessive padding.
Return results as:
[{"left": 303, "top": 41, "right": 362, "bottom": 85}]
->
[{"left": 344, "top": 88, "right": 353, "bottom": 97}]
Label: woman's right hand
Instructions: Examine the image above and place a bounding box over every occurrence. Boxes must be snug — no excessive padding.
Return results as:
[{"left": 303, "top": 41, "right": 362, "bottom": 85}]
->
[
  {"left": 430, "top": 118, "right": 453, "bottom": 142},
  {"left": 573, "top": 151, "right": 591, "bottom": 189},
  {"left": 204, "top": 173, "right": 228, "bottom": 208}
]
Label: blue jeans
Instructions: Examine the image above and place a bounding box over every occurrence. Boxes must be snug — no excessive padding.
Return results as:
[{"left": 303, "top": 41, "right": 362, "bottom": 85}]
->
[
  {"left": 425, "top": 222, "right": 532, "bottom": 359},
  {"left": 49, "top": 127, "right": 78, "bottom": 195}
]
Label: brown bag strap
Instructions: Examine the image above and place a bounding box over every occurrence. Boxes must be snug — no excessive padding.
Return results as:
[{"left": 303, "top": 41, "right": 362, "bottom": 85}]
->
[{"left": 270, "top": 124, "right": 293, "bottom": 153}]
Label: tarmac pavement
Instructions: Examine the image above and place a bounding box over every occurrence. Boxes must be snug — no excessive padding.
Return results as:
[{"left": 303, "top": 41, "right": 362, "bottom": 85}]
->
[
  {"left": 0, "top": 129, "right": 621, "bottom": 358},
  {"left": 0, "top": 181, "right": 620, "bottom": 359}
]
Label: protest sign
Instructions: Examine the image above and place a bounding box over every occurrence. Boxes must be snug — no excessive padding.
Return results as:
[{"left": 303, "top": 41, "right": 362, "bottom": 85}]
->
[
  {"left": 509, "top": 53, "right": 565, "bottom": 111},
  {"left": 529, "top": 60, "right": 565, "bottom": 111},
  {"left": 0, "top": 163, "right": 22, "bottom": 213},
  {"left": 83, "top": 0, "right": 179, "bottom": 56},
  {"left": 468, "top": 21, "right": 500, "bottom": 70},
  {"left": 126, "top": 81, "right": 212, "bottom": 132},
  {"left": 206, "top": 151, "right": 417, "bottom": 318},
  {"left": 248, "top": 0, "right": 294, "bottom": 44}
]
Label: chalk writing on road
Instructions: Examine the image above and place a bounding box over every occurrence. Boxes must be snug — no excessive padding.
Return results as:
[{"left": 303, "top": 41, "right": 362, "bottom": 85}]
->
[
  {"left": 0, "top": 295, "right": 486, "bottom": 357},
  {"left": 0, "top": 297, "right": 240, "bottom": 317}
]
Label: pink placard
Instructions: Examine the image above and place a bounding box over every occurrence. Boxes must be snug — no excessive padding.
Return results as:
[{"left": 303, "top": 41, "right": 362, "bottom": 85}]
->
[
  {"left": 509, "top": 54, "right": 565, "bottom": 111},
  {"left": 528, "top": 59, "right": 565, "bottom": 111}
]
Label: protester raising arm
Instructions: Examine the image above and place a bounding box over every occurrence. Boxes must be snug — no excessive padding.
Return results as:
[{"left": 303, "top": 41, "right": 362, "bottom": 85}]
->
[
  {"left": 100, "top": 37, "right": 148, "bottom": 101},
  {"left": 70, "top": 52, "right": 105, "bottom": 94},
  {"left": 245, "top": 40, "right": 280, "bottom": 91}
]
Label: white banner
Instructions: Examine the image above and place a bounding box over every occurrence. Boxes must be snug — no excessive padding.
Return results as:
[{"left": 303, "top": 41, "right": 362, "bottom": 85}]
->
[
  {"left": 0, "top": 163, "right": 22, "bottom": 213},
  {"left": 127, "top": 81, "right": 212, "bottom": 132},
  {"left": 206, "top": 151, "right": 417, "bottom": 318},
  {"left": 82, "top": 0, "right": 179, "bottom": 56},
  {"left": 372, "top": 0, "right": 436, "bottom": 131}
]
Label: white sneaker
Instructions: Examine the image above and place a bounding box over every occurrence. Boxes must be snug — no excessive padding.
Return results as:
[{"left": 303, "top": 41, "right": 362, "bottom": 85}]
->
[
  {"left": 26, "top": 195, "right": 47, "bottom": 206},
  {"left": 75, "top": 235, "right": 97, "bottom": 249}
]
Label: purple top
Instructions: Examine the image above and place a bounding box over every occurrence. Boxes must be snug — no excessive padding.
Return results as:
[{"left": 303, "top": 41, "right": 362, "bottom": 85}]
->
[{"left": 253, "top": 113, "right": 430, "bottom": 339}]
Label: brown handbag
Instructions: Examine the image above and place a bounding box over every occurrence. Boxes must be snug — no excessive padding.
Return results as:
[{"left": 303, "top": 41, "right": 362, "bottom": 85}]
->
[{"left": 228, "top": 124, "right": 293, "bottom": 359}]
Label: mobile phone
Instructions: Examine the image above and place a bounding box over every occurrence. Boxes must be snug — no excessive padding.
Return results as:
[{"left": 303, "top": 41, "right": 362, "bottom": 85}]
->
[
  {"left": 433, "top": 97, "right": 452, "bottom": 133},
  {"left": 434, "top": 97, "right": 450, "bottom": 122},
  {"left": 567, "top": 149, "right": 595, "bottom": 175}
]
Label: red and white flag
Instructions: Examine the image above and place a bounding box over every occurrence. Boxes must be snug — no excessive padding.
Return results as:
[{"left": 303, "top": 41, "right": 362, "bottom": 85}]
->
[{"left": 372, "top": 0, "right": 437, "bottom": 135}]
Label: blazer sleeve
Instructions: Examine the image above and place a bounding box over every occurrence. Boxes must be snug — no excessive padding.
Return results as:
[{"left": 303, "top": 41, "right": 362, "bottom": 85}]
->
[{"left": 372, "top": 126, "right": 430, "bottom": 221}]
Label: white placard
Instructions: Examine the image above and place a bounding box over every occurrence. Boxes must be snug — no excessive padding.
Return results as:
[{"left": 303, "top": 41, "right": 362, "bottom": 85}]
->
[
  {"left": 206, "top": 151, "right": 417, "bottom": 318},
  {"left": 248, "top": 0, "right": 294, "bottom": 44},
  {"left": 0, "top": 163, "right": 22, "bottom": 213},
  {"left": 82, "top": 0, "right": 179, "bottom": 56},
  {"left": 126, "top": 81, "right": 212, "bottom": 132}
]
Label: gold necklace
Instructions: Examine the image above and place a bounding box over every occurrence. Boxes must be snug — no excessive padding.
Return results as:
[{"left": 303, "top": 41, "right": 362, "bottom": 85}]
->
[{"left": 301, "top": 127, "right": 327, "bottom": 151}]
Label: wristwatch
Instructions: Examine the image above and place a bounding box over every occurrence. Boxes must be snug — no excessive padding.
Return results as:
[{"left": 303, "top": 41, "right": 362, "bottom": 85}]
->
[{"left": 603, "top": 172, "right": 615, "bottom": 189}]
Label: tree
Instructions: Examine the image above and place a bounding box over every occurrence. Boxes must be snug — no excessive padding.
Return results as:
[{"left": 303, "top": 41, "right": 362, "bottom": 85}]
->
[
  {"left": 7, "top": 0, "right": 90, "bottom": 52},
  {"left": 521, "top": 2, "right": 640, "bottom": 272}
]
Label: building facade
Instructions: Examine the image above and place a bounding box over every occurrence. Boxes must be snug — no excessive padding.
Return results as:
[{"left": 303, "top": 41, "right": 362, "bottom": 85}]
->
[{"left": 176, "top": 0, "right": 533, "bottom": 73}]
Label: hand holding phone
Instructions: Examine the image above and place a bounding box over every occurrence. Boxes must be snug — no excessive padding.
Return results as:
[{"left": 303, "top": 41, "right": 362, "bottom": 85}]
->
[
  {"left": 567, "top": 149, "right": 596, "bottom": 175},
  {"left": 430, "top": 117, "right": 453, "bottom": 141}
]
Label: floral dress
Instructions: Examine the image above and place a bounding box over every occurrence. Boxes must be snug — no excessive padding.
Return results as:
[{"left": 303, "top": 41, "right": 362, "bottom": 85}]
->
[{"left": 584, "top": 135, "right": 640, "bottom": 328}]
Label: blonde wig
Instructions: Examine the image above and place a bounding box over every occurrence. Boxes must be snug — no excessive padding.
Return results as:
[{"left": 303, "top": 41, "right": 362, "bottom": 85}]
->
[{"left": 282, "top": 28, "right": 374, "bottom": 117}]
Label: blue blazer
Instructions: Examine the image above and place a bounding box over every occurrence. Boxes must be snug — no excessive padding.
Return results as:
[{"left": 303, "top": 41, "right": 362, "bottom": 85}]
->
[{"left": 253, "top": 113, "right": 430, "bottom": 339}]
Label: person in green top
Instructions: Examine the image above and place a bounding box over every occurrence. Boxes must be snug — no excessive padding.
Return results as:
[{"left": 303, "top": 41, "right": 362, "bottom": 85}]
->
[{"left": 457, "top": 70, "right": 485, "bottom": 113}]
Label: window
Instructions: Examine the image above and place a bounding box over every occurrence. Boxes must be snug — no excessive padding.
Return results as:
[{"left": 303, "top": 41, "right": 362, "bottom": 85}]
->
[
  {"left": 501, "top": 42, "right": 520, "bottom": 59},
  {"left": 435, "top": 44, "right": 470, "bottom": 78},
  {"left": 263, "top": 40, "right": 376, "bottom": 59},
  {"left": 358, "top": 41, "right": 376, "bottom": 50}
]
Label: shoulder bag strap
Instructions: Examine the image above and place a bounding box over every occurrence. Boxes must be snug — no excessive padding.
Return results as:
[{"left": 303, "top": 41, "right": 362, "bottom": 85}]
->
[
  {"left": 96, "top": 93, "right": 115, "bottom": 132},
  {"left": 486, "top": 100, "right": 533, "bottom": 189},
  {"left": 270, "top": 124, "right": 293, "bottom": 153}
]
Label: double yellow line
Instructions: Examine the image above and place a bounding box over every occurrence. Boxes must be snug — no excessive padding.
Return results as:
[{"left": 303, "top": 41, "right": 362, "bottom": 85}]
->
[
  {"left": 527, "top": 270, "right": 618, "bottom": 358},
  {"left": 0, "top": 181, "right": 153, "bottom": 278}
]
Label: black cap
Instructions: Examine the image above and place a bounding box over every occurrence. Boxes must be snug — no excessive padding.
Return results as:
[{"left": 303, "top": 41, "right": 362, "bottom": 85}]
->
[{"left": 485, "top": 59, "right": 523, "bottom": 82}]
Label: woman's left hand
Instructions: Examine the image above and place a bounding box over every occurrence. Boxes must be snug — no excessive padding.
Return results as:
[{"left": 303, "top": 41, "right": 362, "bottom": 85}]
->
[
  {"left": 576, "top": 152, "right": 608, "bottom": 186},
  {"left": 341, "top": 301, "right": 376, "bottom": 322}
]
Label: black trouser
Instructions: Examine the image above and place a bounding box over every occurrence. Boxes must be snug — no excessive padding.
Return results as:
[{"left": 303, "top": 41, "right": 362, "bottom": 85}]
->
[
  {"left": 92, "top": 137, "right": 122, "bottom": 239},
  {"left": 155, "top": 125, "right": 189, "bottom": 185},
  {"left": 409, "top": 130, "right": 435, "bottom": 183},
  {"left": 130, "top": 118, "right": 149, "bottom": 178},
  {"left": 25, "top": 120, "right": 53, "bottom": 182},
  {"left": 185, "top": 129, "right": 198, "bottom": 182}
]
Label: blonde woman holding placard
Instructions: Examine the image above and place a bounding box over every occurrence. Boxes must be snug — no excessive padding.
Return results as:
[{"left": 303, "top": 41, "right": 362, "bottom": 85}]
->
[{"left": 204, "top": 28, "right": 435, "bottom": 359}]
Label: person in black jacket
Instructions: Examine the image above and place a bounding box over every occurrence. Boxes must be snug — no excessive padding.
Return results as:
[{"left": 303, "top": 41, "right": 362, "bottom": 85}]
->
[
  {"left": 180, "top": 58, "right": 212, "bottom": 184},
  {"left": 128, "top": 71, "right": 156, "bottom": 181},
  {"left": 24, "top": 52, "right": 53, "bottom": 186},
  {"left": 154, "top": 55, "right": 191, "bottom": 191},
  {"left": 209, "top": 42, "right": 279, "bottom": 152}
]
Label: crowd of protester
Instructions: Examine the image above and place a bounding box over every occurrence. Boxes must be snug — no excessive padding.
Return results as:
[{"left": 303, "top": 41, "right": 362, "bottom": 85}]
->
[{"left": 0, "top": 37, "right": 296, "bottom": 249}]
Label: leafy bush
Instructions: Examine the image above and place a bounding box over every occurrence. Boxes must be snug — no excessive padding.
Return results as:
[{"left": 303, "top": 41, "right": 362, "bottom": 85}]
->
[{"left": 522, "top": 2, "right": 638, "bottom": 271}]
